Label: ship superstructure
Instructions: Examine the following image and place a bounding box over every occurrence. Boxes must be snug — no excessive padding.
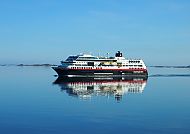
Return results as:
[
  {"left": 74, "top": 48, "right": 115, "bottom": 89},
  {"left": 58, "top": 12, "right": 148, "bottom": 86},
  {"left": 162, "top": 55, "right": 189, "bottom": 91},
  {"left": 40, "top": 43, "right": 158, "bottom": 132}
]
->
[{"left": 52, "top": 51, "right": 148, "bottom": 77}]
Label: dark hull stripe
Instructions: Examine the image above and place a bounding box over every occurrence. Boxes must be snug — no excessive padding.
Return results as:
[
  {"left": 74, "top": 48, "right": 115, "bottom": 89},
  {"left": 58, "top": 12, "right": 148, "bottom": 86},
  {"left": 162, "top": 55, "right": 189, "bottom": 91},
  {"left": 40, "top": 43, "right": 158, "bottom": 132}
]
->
[{"left": 52, "top": 67, "right": 148, "bottom": 77}]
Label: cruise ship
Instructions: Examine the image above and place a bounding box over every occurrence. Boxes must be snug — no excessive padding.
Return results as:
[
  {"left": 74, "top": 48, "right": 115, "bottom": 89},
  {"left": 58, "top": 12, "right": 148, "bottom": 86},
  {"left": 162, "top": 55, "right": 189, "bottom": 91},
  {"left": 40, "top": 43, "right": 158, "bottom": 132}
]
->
[{"left": 52, "top": 51, "right": 148, "bottom": 77}]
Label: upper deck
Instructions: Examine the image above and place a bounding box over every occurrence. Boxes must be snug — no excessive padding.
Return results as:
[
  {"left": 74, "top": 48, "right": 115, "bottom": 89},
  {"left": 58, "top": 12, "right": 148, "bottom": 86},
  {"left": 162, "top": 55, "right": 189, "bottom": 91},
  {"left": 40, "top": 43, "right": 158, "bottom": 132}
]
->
[{"left": 60, "top": 51, "right": 147, "bottom": 69}]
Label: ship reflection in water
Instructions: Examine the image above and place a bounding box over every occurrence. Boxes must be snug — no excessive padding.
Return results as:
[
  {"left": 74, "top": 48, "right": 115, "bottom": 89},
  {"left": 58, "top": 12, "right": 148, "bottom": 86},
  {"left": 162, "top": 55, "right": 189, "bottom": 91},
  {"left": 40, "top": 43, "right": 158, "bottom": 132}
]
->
[{"left": 53, "top": 76, "right": 148, "bottom": 102}]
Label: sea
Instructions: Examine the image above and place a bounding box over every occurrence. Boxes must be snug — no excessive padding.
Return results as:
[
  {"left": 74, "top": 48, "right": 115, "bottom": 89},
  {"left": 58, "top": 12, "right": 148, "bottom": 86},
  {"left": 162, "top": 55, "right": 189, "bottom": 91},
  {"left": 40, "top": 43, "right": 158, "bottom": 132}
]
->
[{"left": 0, "top": 66, "right": 190, "bottom": 134}]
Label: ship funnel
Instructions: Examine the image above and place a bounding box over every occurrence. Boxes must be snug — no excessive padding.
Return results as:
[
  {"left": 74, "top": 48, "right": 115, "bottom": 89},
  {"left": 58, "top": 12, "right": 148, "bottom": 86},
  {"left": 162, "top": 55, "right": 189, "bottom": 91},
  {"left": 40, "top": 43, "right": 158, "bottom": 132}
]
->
[{"left": 115, "top": 51, "right": 123, "bottom": 57}]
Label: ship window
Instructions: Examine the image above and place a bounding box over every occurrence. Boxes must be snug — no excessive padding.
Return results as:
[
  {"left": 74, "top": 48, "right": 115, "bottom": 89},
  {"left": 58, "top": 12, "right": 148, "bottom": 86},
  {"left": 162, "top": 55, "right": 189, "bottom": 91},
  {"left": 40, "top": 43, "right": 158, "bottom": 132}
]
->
[
  {"left": 138, "top": 65, "right": 143, "bottom": 67},
  {"left": 66, "top": 56, "right": 78, "bottom": 61},
  {"left": 77, "top": 57, "right": 98, "bottom": 60}
]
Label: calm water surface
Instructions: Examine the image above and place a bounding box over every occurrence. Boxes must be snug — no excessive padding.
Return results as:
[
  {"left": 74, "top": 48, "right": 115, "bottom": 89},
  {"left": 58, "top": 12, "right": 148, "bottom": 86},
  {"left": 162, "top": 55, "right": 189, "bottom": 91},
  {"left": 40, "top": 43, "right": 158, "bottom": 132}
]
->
[{"left": 0, "top": 66, "right": 190, "bottom": 134}]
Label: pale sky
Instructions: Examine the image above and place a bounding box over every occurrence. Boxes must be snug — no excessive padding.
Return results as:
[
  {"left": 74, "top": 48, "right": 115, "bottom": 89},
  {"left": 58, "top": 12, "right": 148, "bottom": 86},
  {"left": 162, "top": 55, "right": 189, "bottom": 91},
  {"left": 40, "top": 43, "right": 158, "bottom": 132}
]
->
[{"left": 0, "top": 0, "right": 190, "bottom": 65}]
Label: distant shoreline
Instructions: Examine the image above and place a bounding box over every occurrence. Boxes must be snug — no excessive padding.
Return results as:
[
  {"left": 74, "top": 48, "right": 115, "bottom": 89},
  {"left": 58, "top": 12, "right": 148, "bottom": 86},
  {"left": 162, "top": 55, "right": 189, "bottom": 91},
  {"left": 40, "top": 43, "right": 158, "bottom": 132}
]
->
[
  {"left": 149, "top": 65, "right": 190, "bottom": 68},
  {"left": 0, "top": 64, "right": 58, "bottom": 67},
  {"left": 17, "top": 64, "right": 58, "bottom": 67}
]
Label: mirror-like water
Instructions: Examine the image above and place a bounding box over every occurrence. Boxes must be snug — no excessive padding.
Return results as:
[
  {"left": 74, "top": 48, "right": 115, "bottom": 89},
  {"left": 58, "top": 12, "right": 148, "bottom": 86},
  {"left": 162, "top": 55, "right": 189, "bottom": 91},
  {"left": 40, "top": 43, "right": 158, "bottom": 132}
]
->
[{"left": 0, "top": 66, "right": 190, "bottom": 134}]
